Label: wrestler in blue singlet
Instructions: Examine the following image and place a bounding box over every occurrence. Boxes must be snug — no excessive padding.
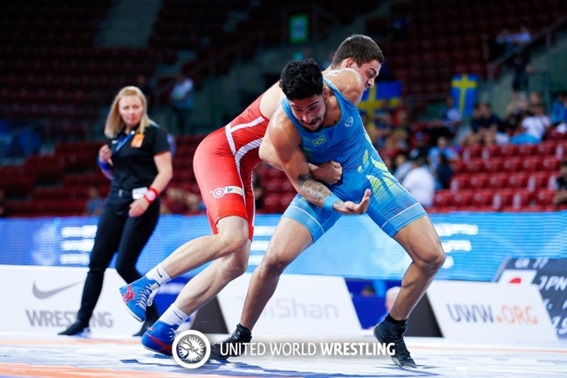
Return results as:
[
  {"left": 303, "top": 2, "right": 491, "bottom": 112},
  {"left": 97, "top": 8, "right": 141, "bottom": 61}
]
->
[{"left": 281, "top": 78, "right": 426, "bottom": 241}]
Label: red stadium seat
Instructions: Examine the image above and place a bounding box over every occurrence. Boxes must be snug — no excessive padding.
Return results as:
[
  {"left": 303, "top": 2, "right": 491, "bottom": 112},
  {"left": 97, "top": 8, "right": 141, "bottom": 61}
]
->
[
  {"left": 481, "top": 144, "right": 501, "bottom": 159},
  {"left": 428, "top": 205, "right": 458, "bottom": 214},
  {"left": 533, "top": 189, "right": 555, "bottom": 206},
  {"left": 541, "top": 157, "right": 560, "bottom": 172},
  {"left": 556, "top": 142, "right": 567, "bottom": 161},
  {"left": 469, "top": 174, "right": 489, "bottom": 189},
  {"left": 461, "top": 145, "right": 482, "bottom": 161},
  {"left": 463, "top": 158, "right": 485, "bottom": 173},
  {"left": 482, "top": 157, "right": 504, "bottom": 173},
  {"left": 535, "top": 140, "right": 558, "bottom": 156},
  {"left": 545, "top": 128, "right": 567, "bottom": 141},
  {"left": 546, "top": 174, "right": 558, "bottom": 190},
  {"left": 498, "top": 144, "right": 520, "bottom": 158},
  {"left": 452, "top": 190, "right": 474, "bottom": 207},
  {"left": 254, "top": 163, "right": 272, "bottom": 179},
  {"left": 433, "top": 190, "right": 454, "bottom": 207},
  {"left": 262, "top": 193, "right": 282, "bottom": 214},
  {"left": 265, "top": 167, "right": 287, "bottom": 179},
  {"left": 492, "top": 189, "right": 515, "bottom": 210},
  {"left": 278, "top": 192, "right": 296, "bottom": 213},
  {"left": 509, "top": 189, "right": 533, "bottom": 210},
  {"left": 265, "top": 177, "right": 285, "bottom": 193},
  {"left": 470, "top": 190, "right": 494, "bottom": 207},
  {"left": 449, "top": 174, "right": 471, "bottom": 191},
  {"left": 527, "top": 172, "right": 552, "bottom": 191},
  {"left": 502, "top": 157, "right": 522, "bottom": 172},
  {"left": 521, "top": 156, "right": 543, "bottom": 172},
  {"left": 516, "top": 144, "right": 537, "bottom": 156},
  {"left": 5, "top": 200, "right": 36, "bottom": 216},
  {"left": 506, "top": 172, "right": 529, "bottom": 189},
  {"left": 280, "top": 179, "right": 294, "bottom": 193},
  {"left": 450, "top": 160, "right": 466, "bottom": 175},
  {"left": 487, "top": 173, "right": 508, "bottom": 189}
]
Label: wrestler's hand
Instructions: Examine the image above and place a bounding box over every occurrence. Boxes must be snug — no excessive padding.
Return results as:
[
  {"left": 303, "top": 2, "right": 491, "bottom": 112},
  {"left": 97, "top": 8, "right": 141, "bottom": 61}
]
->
[
  {"left": 311, "top": 161, "right": 342, "bottom": 185},
  {"left": 333, "top": 189, "right": 371, "bottom": 215}
]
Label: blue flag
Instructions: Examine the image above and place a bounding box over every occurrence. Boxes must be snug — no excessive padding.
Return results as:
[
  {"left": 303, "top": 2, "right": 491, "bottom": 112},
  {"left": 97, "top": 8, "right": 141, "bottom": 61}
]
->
[
  {"left": 451, "top": 74, "right": 479, "bottom": 117},
  {"left": 358, "top": 80, "right": 402, "bottom": 116}
]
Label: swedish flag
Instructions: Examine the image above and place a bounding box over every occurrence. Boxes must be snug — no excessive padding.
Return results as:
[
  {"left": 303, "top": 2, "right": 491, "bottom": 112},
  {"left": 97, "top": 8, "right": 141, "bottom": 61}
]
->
[
  {"left": 358, "top": 80, "right": 402, "bottom": 115},
  {"left": 451, "top": 74, "right": 479, "bottom": 117}
]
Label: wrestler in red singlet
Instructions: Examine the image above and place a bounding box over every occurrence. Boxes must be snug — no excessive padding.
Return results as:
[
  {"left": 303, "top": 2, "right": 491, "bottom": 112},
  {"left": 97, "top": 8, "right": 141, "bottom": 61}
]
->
[{"left": 193, "top": 95, "right": 268, "bottom": 237}]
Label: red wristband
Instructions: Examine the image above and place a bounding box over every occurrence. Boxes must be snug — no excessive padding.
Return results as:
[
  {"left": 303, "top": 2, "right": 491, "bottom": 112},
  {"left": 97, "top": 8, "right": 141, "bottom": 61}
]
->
[{"left": 144, "top": 187, "right": 159, "bottom": 203}]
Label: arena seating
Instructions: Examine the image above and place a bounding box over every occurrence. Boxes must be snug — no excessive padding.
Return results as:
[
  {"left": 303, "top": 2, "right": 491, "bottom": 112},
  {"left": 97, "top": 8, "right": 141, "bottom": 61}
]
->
[
  {"left": 151, "top": 0, "right": 380, "bottom": 103},
  {"left": 3, "top": 133, "right": 566, "bottom": 217},
  {"left": 0, "top": 0, "right": 157, "bottom": 144},
  {"left": 430, "top": 139, "right": 567, "bottom": 213},
  {"left": 1, "top": 0, "right": 566, "bottom": 217},
  {"left": 3, "top": 140, "right": 106, "bottom": 217},
  {"left": 366, "top": 0, "right": 566, "bottom": 97}
]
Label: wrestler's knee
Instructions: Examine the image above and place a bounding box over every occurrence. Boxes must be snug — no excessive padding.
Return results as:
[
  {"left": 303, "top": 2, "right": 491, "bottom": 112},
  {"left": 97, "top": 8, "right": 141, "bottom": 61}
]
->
[
  {"left": 415, "top": 243, "right": 445, "bottom": 274},
  {"left": 219, "top": 245, "right": 249, "bottom": 280},
  {"left": 261, "top": 252, "right": 291, "bottom": 277},
  {"left": 217, "top": 228, "right": 249, "bottom": 257}
]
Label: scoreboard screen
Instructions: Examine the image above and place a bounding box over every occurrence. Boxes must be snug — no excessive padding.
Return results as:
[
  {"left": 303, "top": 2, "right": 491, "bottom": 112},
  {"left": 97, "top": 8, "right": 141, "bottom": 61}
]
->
[{"left": 494, "top": 257, "right": 567, "bottom": 339}]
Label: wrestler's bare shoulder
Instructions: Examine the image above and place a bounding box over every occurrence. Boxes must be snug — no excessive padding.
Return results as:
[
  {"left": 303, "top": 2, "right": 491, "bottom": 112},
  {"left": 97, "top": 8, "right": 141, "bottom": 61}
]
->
[
  {"left": 324, "top": 69, "right": 365, "bottom": 104},
  {"left": 259, "top": 82, "right": 285, "bottom": 119}
]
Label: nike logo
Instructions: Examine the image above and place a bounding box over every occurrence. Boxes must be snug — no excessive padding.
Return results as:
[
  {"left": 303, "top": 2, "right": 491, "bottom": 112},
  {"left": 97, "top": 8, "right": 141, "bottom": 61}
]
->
[
  {"left": 122, "top": 285, "right": 135, "bottom": 302},
  {"left": 146, "top": 332, "right": 173, "bottom": 356},
  {"left": 32, "top": 281, "right": 82, "bottom": 299}
]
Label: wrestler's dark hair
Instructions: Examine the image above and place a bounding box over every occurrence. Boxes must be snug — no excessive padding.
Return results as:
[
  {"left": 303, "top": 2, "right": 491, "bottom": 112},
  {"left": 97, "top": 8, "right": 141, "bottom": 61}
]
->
[
  {"left": 279, "top": 58, "right": 323, "bottom": 101},
  {"left": 331, "top": 34, "right": 385, "bottom": 68}
]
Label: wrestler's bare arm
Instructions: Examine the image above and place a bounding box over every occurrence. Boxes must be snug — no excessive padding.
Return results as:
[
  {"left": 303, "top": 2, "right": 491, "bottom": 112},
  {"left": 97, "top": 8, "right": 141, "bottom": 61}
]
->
[
  {"left": 258, "top": 129, "right": 282, "bottom": 169},
  {"left": 260, "top": 121, "right": 341, "bottom": 185},
  {"left": 266, "top": 107, "right": 338, "bottom": 208}
]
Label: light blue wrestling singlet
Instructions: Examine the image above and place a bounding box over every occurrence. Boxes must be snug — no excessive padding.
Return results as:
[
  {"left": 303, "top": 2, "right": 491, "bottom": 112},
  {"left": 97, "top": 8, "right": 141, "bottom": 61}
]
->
[{"left": 281, "top": 78, "right": 426, "bottom": 241}]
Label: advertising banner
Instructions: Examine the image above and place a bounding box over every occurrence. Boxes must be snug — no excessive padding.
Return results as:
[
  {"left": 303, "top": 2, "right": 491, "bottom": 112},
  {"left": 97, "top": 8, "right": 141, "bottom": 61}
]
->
[
  {"left": 1, "top": 265, "right": 140, "bottom": 336},
  {"left": 426, "top": 280, "right": 556, "bottom": 342},
  {"left": 0, "top": 211, "right": 565, "bottom": 282},
  {"left": 494, "top": 257, "right": 567, "bottom": 339},
  {"left": 217, "top": 273, "right": 361, "bottom": 337}
]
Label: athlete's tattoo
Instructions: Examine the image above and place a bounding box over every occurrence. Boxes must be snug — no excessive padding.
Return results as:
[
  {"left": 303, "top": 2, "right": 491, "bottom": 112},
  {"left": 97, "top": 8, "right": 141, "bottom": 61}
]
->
[{"left": 297, "top": 172, "right": 345, "bottom": 208}]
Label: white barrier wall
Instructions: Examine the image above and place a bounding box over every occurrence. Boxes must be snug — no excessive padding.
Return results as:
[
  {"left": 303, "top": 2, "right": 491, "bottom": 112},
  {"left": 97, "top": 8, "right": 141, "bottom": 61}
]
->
[
  {"left": 2, "top": 265, "right": 141, "bottom": 336},
  {"left": 217, "top": 273, "right": 362, "bottom": 337},
  {"left": 426, "top": 280, "right": 557, "bottom": 342},
  {"left": 2, "top": 265, "right": 557, "bottom": 341}
]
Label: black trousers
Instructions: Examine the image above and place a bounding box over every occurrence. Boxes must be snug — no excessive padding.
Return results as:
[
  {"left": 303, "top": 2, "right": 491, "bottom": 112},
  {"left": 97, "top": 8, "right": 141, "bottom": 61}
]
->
[{"left": 76, "top": 196, "right": 161, "bottom": 325}]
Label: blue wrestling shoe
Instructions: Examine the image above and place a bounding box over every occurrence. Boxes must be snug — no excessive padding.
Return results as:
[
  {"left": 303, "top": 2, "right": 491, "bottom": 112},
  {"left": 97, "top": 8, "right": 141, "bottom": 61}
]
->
[
  {"left": 141, "top": 320, "right": 176, "bottom": 356},
  {"left": 119, "top": 276, "right": 159, "bottom": 322},
  {"left": 374, "top": 319, "right": 416, "bottom": 368}
]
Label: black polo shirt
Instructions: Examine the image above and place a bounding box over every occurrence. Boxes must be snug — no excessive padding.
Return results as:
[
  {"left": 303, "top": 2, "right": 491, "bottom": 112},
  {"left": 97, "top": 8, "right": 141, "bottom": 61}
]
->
[{"left": 108, "top": 124, "right": 170, "bottom": 192}]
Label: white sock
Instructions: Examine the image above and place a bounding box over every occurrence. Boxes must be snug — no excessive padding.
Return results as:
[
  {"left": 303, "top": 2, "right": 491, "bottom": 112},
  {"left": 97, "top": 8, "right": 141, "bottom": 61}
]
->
[
  {"left": 160, "top": 304, "right": 189, "bottom": 326},
  {"left": 146, "top": 264, "right": 171, "bottom": 286}
]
